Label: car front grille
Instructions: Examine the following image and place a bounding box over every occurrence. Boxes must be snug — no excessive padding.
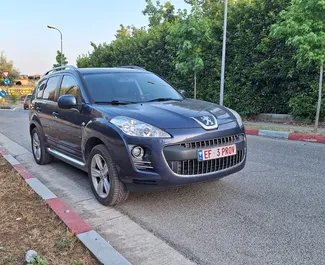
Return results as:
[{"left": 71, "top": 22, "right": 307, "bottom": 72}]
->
[
  {"left": 168, "top": 149, "right": 245, "bottom": 176},
  {"left": 180, "top": 134, "right": 243, "bottom": 149}
]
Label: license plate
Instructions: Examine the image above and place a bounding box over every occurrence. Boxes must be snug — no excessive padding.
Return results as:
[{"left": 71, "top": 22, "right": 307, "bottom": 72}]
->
[{"left": 198, "top": 144, "right": 237, "bottom": 161}]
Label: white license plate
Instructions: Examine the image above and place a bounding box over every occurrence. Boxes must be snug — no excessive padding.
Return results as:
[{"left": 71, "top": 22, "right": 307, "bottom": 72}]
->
[{"left": 198, "top": 144, "right": 237, "bottom": 161}]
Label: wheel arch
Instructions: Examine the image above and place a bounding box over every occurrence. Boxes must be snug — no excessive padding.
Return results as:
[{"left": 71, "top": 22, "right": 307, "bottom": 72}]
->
[
  {"left": 84, "top": 137, "right": 105, "bottom": 162},
  {"left": 29, "top": 123, "right": 37, "bottom": 135},
  {"left": 82, "top": 119, "right": 130, "bottom": 168}
]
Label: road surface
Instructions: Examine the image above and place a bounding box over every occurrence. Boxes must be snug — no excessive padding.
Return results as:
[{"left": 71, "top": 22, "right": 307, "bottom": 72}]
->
[{"left": 0, "top": 108, "right": 324, "bottom": 265}]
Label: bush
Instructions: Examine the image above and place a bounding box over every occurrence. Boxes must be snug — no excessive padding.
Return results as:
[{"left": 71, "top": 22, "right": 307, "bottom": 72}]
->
[
  {"left": 10, "top": 94, "right": 18, "bottom": 104},
  {"left": 288, "top": 86, "right": 325, "bottom": 121},
  {"left": 27, "top": 255, "right": 48, "bottom": 265}
]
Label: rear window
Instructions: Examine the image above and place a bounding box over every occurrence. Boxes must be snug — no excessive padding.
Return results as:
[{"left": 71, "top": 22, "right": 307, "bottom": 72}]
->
[{"left": 82, "top": 72, "right": 182, "bottom": 103}]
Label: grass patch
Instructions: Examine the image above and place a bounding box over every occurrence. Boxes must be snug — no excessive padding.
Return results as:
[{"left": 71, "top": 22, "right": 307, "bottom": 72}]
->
[
  {"left": 72, "top": 262, "right": 85, "bottom": 265},
  {"left": 246, "top": 125, "right": 293, "bottom": 132},
  {"left": 0, "top": 157, "right": 98, "bottom": 265},
  {"left": 27, "top": 255, "right": 48, "bottom": 265},
  {"left": 54, "top": 237, "right": 74, "bottom": 251},
  {"left": 1, "top": 257, "right": 16, "bottom": 264}
]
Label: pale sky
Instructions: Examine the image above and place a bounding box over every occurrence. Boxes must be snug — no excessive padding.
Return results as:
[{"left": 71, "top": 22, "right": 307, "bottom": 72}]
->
[{"left": 1, "top": 0, "right": 189, "bottom": 75}]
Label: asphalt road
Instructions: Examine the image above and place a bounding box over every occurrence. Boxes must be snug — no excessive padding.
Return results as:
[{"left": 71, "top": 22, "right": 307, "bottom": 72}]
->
[{"left": 1, "top": 109, "right": 325, "bottom": 265}]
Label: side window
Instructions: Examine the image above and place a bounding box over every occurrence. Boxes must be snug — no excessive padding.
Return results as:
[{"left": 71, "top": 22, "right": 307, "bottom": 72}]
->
[
  {"left": 59, "top": 75, "right": 80, "bottom": 99},
  {"left": 43, "top": 76, "right": 60, "bottom": 101},
  {"left": 36, "top": 79, "right": 47, "bottom": 99}
]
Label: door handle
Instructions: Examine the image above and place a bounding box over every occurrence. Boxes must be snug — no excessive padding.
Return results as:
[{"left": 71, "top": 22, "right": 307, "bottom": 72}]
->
[{"left": 52, "top": 111, "right": 59, "bottom": 117}]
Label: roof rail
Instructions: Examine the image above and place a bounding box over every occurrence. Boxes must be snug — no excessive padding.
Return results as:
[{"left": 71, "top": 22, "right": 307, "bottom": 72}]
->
[
  {"left": 119, "top": 65, "right": 146, "bottom": 71},
  {"left": 44, "top": 65, "right": 78, "bottom": 76}
]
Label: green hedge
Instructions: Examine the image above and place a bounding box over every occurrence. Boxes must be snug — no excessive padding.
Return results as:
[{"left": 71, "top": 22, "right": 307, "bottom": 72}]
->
[{"left": 77, "top": 0, "right": 322, "bottom": 120}]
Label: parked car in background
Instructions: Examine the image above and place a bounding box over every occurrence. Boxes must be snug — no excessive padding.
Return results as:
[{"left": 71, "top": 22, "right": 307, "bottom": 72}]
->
[
  {"left": 29, "top": 65, "right": 247, "bottom": 206},
  {"left": 23, "top": 94, "right": 32, "bottom": 110}
]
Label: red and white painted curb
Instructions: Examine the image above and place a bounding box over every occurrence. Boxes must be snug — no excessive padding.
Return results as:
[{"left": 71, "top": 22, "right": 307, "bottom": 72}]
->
[
  {"left": 0, "top": 146, "right": 131, "bottom": 265},
  {"left": 245, "top": 129, "right": 325, "bottom": 144}
]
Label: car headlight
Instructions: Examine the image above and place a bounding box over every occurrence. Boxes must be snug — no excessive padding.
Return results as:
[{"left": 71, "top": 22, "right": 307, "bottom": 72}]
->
[
  {"left": 227, "top": 108, "right": 243, "bottom": 127},
  {"left": 110, "top": 116, "right": 171, "bottom": 138}
]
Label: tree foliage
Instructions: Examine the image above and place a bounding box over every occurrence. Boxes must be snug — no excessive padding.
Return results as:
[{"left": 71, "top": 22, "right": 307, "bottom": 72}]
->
[
  {"left": 76, "top": 0, "right": 325, "bottom": 120},
  {"left": 167, "top": 1, "right": 210, "bottom": 98},
  {"left": 0, "top": 51, "right": 19, "bottom": 86},
  {"left": 272, "top": 0, "right": 325, "bottom": 126},
  {"left": 53, "top": 51, "right": 68, "bottom": 68}
]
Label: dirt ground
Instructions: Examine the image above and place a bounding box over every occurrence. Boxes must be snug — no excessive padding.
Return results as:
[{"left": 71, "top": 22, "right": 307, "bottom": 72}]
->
[{"left": 0, "top": 156, "right": 98, "bottom": 265}]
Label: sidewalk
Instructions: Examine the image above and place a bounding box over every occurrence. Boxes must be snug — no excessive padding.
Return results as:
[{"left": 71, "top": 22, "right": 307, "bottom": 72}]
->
[{"left": 244, "top": 121, "right": 325, "bottom": 134}]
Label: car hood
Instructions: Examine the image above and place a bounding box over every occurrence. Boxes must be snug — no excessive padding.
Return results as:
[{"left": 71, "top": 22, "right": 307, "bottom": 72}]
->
[{"left": 97, "top": 99, "right": 235, "bottom": 129}]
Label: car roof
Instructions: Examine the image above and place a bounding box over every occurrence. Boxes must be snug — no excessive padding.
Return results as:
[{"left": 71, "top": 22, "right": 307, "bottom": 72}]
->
[
  {"left": 77, "top": 67, "right": 149, "bottom": 75},
  {"left": 41, "top": 66, "right": 151, "bottom": 82}
]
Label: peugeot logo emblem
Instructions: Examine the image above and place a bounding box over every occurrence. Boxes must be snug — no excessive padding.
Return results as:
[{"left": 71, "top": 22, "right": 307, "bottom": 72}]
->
[
  {"left": 200, "top": 116, "right": 214, "bottom": 126},
  {"left": 191, "top": 115, "right": 219, "bottom": 130}
]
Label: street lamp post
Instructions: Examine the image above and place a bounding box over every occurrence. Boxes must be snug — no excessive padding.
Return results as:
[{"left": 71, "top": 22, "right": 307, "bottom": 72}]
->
[
  {"left": 220, "top": 0, "right": 228, "bottom": 106},
  {"left": 47, "top": 25, "right": 63, "bottom": 66}
]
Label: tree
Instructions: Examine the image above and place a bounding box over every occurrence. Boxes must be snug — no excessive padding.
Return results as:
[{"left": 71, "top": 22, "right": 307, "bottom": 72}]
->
[
  {"left": 53, "top": 50, "right": 68, "bottom": 68},
  {"left": 167, "top": 1, "right": 210, "bottom": 99},
  {"left": 0, "top": 51, "right": 19, "bottom": 86},
  {"left": 76, "top": 0, "right": 323, "bottom": 119},
  {"left": 76, "top": 54, "right": 91, "bottom": 68},
  {"left": 272, "top": 0, "right": 325, "bottom": 131},
  {"left": 142, "top": 0, "right": 178, "bottom": 27}
]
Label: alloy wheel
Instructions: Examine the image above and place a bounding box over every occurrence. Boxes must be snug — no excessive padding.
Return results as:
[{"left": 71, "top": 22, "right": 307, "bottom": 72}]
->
[
  {"left": 90, "top": 154, "right": 110, "bottom": 198},
  {"left": 32, "top": 132, "right": 41, "bottom": 161}
]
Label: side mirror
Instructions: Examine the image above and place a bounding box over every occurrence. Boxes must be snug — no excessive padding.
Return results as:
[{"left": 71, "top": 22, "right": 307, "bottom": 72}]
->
[
  {"left": 58, "top": 94, "right": 77, "bottom": 109},
  {"left": 179, "top": 90, "right": 188, "bottom": 98}
]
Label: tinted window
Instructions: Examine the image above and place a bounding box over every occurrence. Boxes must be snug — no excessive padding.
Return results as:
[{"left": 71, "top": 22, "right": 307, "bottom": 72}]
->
[
  {"left": 43, "top": 76, "right": 60, "bottom": 101},
  {"left": 36, "top": 79, "right": 47, "bottom": 99},
  {"left": 59, "top": 75, "right": 80, "bottom": 98},
  {"left": 82, "top": 72, "right": 182, "bottom": 103}
]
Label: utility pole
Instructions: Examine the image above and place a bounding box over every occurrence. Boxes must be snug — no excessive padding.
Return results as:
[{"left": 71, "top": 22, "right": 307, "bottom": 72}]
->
[
  {"left": 220, "top": 0, "right": 228, "bottom": 106},
  {"left": 47, "top": 25, "right": 63, "bottom": 66}
]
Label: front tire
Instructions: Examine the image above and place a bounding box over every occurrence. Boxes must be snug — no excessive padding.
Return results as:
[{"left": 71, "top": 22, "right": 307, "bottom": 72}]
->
[
  {"left": 31, "top": 128, "right": 53, "bottom": 165},
  {"left": 88, "top": 144, "right": 129, "bottom": 206}
]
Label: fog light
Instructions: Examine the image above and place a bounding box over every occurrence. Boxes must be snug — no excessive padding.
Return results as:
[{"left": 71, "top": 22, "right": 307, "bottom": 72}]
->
[{"left": 131, "top": 146, "right": 144, "bottom": 158}]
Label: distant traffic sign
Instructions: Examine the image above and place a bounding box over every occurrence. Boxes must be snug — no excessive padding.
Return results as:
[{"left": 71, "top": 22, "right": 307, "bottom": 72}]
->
[
  {"left": 4, "top": 78, "right": 10, "bottom": 86},
  {"left": 2, "top": 71, "right": 9, "bottom": 78},
  {"left": 0, "top": 90, "right": 7, "bottom": 98}
]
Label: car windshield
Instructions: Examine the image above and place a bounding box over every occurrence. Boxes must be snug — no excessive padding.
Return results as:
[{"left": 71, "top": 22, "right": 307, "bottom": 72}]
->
[{"left": 82, "top": 72, "right": 183, "bottom": 104}]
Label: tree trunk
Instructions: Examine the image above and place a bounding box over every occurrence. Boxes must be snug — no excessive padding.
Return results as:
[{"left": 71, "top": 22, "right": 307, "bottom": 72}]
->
[
  {"left": 194, "top": 71, "right": 197, "bottom": 99},
  {"left": 314, "top": 64, "right": 323, "bottom": 132}
]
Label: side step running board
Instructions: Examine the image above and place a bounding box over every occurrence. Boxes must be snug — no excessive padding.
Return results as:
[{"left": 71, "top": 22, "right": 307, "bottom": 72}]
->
[{"left": 47, "top": 148, "right": 86, "bottom": 167}]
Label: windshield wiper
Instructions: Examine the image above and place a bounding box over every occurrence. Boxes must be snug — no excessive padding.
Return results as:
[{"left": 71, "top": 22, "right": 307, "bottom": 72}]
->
[
  {"left": 145, "top": 98, "right": 183, "bottom": 102},
  {"left": 95, "top": 100, "right": 137, "bottom": 105}
]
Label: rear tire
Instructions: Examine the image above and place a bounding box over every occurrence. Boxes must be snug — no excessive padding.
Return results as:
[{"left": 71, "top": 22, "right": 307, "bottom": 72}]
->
[
  {"left": 88, "top": 144, "right": 129, "bottom": 206},
  {"left": 31, "top": 128, "right": 53, "bottom": 165}
]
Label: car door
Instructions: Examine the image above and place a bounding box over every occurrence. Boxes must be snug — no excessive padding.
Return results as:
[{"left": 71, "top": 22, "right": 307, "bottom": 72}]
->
[
  {"left": 51, "top": 74, "right": 84, "bottom": 160},
  {"left": 33, "top": 75, "right": 61, "bottom": 147}
]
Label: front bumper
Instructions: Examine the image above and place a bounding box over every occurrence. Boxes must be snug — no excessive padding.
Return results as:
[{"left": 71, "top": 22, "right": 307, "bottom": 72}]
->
[{"left": 115, "top": 121, "right": 247, "bottom": 192}]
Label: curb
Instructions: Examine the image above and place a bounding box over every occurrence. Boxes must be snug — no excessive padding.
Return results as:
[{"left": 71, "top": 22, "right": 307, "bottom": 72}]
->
[
  {"left": 245, "top": 129, "right": 325, "bottom": 144},
  {"left": 0, "top": 146, "right": 131, "bottom": 265}
]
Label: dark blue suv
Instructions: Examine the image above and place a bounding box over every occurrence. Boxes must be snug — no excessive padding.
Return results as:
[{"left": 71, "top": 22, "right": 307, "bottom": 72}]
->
[{"left": 29, "top": 65, "right": 247, "bottom": 205}]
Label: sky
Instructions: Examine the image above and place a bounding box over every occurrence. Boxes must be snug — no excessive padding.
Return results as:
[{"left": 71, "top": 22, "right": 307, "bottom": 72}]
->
[{"left": 1, "top": 0, "right": 189, "bottom": 75}]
